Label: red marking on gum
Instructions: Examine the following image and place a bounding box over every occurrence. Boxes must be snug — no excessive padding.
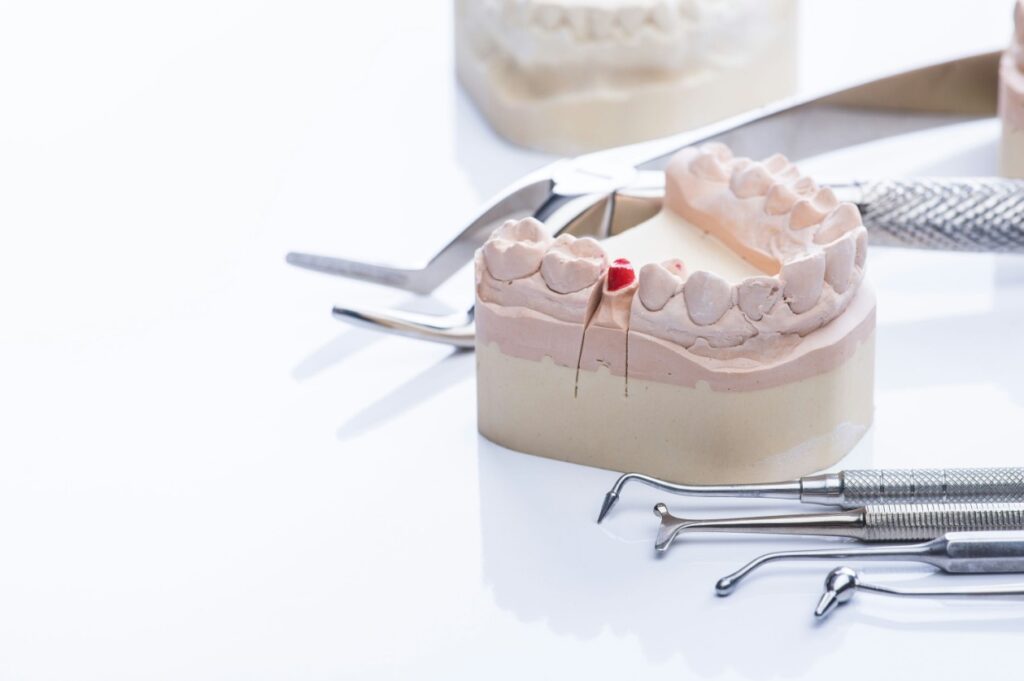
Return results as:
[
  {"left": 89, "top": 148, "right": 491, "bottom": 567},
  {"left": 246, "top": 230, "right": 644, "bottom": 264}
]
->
[{"left": 607, "top": 258, "right": 636, "bottom": 292}]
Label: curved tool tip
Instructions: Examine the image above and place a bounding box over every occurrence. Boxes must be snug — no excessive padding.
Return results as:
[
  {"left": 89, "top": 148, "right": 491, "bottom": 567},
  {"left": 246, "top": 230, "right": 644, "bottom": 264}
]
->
[
  {"left": 596, "top": 492, "right": 618, "bottom": 524},
  {"left": 715, "top": 577, "right": 736, "bottom": 597}
]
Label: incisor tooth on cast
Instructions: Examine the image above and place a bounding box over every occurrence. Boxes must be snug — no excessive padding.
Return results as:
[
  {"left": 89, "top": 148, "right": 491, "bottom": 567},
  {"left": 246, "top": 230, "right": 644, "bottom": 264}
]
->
[
  {"left": 482, "top": 217, "right": 552, "bottom": 281},
  {"left": 683, "top": 270, "right": 733, "bottom": 326},
  {"left": 737, "top": 276, "right": 782, "bottom": 321},
  {"left": 540, "top": 234, "right": 608, "bottom": 294},
  {"left": 824, "top": 234, "right": 857, "bottom": 294},
  {"left": 781, "top": 253, "right": 826, "bottom": 314},
  {"left": 815, "top": 203, "right": 862, "bottom": 244},
  {"left": 638, "top": 261, "right": 684, "bottom": 311}
]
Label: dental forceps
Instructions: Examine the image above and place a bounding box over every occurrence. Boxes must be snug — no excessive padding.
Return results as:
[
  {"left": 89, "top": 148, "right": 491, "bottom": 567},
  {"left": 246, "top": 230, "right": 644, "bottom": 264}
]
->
[{"left": 286, "top": 51, "right": 1024, "bottom": 345}]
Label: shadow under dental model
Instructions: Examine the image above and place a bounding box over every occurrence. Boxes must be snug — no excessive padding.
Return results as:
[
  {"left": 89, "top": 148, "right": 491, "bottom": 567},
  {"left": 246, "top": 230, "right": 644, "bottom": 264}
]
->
[
  {"left": 292, "top": 295, "right": 462, "bottom": 382},
  {"left": 335, "top": 349, "right": 474, "bottom": 441}
]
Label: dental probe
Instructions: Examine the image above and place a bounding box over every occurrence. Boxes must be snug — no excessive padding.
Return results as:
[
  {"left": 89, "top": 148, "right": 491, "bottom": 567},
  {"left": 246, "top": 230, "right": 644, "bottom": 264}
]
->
[
  {"left": 715, "top": 531, "right": 1024, "bottom": 596},
  {"left": 814, "top": 566, "right": 1024, "bottom": 619},
  {"left": 597, "top": 467, "right": 1024, "bottom": 523},
  {"left": 653, "top": 502, "right": 1024, "bottom": 553}
]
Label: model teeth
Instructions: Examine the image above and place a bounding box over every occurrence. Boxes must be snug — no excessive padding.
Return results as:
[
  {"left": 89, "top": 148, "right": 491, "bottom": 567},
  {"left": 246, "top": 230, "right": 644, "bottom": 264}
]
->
[
  {"left": 683, "top": 271, "right": 733, "bottom": 325},
  {"left": 765, "top": 183, "right": 799, "bottom": 215},
  {"left": 589, "top": 8, "right": 614, "bottom": 38},
  {"left": 566, "top": 7, "right": 588, "bottom": 37},
  {"left": 792, "top": 176, "right": 817, "bottom": 196},
  {"left": 700, "top": 142, "right": 733, "bottom": 162},
  {"left": 781, "top": 253, "right": 826, "bottom": 314},
  {"left": 541, "top": 234, "right": 608, "bottom": 294},
  {"left": 789, "top": 198, "right": 827, "bottom": 230},
  {"left": 638, "top": 261, "right": 685, "bottom": 311},
  {"left": 482, "top": 217, "right": 553, "bottom": 281},
  {"left": 854, "top": 228, "right": 868, "bottom": 267},
  {"left": 813, "top": 187, "right": 839, "bottom": 211},
  {"left": 690, "top": 152, "right": 730, "bottom": 182},
  {"left": 824, "top": 233, "right": 856, "bottom": 294},
  {"left": 737, "top": 276, "right": 782, "bottom": 321},
  {"left": 814, "top": 203, "right": 862, "bottom": 244},
  {"left": 649, "top": 1, "right": 675, "bottom": 30},
  {"left": 730, "top": 163, "right": 773, "bottom": 198},
  {"left": 763, "top": 153, "right": 790, "bottom": 173},
  {"left": 534, "top": 2, "right": 562, "bottom": 29},
  {"left": 617, "top": 6, "right": 645, "bottom": 31}
]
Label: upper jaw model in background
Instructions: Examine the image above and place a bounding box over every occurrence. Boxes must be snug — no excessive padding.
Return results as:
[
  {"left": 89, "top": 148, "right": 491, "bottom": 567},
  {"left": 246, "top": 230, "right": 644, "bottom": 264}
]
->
[
  {"left": 475, "top": 143, "right": 875, "bottom": 484},
  {"left": 454, "top": 0, "right": 798, "bottom": 154}
]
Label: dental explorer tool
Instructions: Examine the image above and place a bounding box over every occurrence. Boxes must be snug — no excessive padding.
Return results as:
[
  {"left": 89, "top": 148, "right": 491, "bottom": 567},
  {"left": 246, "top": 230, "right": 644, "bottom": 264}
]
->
[{"left": 597, "top": 467, "right": 1024, "bottom": 523}]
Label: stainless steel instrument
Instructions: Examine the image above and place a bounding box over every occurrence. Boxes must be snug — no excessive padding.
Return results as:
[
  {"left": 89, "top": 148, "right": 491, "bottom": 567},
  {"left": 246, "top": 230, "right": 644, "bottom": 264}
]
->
[
  {"left": 598, "top": 468, "right": 1024, "bottom": 523},
  {"left": 653, "top": 502, "right": 1024, "bottom": 553},
  {"left": 814, "top": 566, "right": 1024, "bottom": 619},
  {"left": 715, "top": 531, "right": 1024, "bottom": 596}
]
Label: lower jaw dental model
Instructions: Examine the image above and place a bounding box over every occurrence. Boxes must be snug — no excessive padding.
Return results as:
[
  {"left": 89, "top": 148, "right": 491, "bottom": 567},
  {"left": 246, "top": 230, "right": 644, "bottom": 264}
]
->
[{"left": 475, "top": 143, "right": 874, "bottom": 483}]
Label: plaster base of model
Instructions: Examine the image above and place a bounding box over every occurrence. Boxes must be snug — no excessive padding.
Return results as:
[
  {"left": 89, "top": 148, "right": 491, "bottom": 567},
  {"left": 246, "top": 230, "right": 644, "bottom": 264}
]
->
[
  {"left": 1000, "top": 126, "right": 1024, "bottom": 178},
  {"left": 454, "top": 33, "right": 796, "bottom": 155},
  {"left": 477, "top": 334, "right": 873, "bottom": 484}
]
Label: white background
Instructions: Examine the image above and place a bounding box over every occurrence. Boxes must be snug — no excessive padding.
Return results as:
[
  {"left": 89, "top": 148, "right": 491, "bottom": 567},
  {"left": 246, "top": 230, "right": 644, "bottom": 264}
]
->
[{"left": 2, "top": 1, "right": 1024, "bottom": 679}]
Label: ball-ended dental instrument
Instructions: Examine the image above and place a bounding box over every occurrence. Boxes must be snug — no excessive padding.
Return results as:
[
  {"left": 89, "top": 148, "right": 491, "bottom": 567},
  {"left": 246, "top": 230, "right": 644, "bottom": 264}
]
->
[
  {"left": 814, "top": 566, "right": 1024, "bottom": 620},
  {"left": 715, "top": 531, "right": 1024, "bottom": 596}
]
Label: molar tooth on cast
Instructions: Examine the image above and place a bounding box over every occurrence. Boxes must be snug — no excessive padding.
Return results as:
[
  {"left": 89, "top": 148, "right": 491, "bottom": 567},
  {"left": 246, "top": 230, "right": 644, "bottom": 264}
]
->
[
  {"left": 475, "top": 143, "right": 875, "bottom": 483},
  {"left": 540, "top": 235, "right": 608, "bottom": 294},
  {"left": 482, "top": 217, "right": 552, "bottom": 280}
]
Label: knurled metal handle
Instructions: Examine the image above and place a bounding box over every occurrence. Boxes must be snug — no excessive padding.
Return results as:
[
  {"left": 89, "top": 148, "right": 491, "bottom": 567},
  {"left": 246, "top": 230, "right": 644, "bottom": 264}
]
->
[
  {"left": 857, "top": 178, "right": 1024, "bottom": 252},
  {"left": 841, "top": 468, "right": 1024, "bottom": 506},
  {"left": 862, "top": 503, "right": 1024, "bottom": 541}
]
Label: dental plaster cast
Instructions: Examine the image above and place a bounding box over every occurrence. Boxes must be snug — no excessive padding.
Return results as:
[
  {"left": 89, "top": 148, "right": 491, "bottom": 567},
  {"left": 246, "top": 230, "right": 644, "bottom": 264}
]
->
[
  {"left": 475, "top": 144, "right": 875, "bottom": 483},
  {"left": 1001, "top": 0, "right": 1024, "bottom": 177},
  {"left": 454, "top": 0, "right": 798, "bottom": 154}
]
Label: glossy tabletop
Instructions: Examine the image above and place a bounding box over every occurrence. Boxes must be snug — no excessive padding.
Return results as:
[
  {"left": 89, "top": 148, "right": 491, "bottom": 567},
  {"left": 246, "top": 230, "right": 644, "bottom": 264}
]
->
[{"left": 1, "top": 1, "right": 1023, "bottom": 678}]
